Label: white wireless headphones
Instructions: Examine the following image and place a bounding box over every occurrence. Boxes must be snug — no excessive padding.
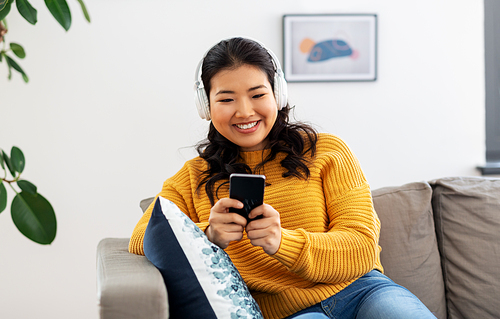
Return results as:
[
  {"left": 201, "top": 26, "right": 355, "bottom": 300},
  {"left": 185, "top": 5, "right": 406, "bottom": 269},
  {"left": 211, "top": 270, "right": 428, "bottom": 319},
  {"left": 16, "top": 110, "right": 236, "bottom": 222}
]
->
[{"left": 194, "top": 37, "right": 288, "bottom": 121}]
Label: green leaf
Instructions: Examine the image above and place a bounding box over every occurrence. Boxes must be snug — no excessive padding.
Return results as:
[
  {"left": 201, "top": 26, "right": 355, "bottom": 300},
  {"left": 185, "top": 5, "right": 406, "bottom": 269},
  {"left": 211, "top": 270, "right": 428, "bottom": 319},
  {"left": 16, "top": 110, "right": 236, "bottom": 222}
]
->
[
  {"left": 16, "top": 0, "right": 37, "bottom": 25},
  {"left": 9, "top": 43, "right": 24, "bottom": 58},
  {"left": 5, "top": 55, "right": 29, "bottom": 83},
  {"left": 0, "top": 0, "right": 12, "bottom": 20},
  {"left": 2, "top": 150, "right": 16, "bottom": 177},
  {"left": 0, "top": 181, "right": 7, "bottom": 214},
  {"left": 11, "top": 146, "right": 25, "bottom": 174},
  {"left": 44, "top": 0, "right": 71, "bottom": 31},
  {"left": 17, "top": 180, "right": 37, "bottom": 195},
  {"left": 0, "top": 148, "right": 5, "bottom": 169},
  {"left": 0, "top": 0, "right": 9, "bottom": 11},
  {"left": 7, "top": 61, "right": 12, "bottom": 79},
  {"left": 11, "top": 191, "right": 57, "bottom": 244},
  {"left": 76, "top": 0, "right": 90, "bottom": 23}
]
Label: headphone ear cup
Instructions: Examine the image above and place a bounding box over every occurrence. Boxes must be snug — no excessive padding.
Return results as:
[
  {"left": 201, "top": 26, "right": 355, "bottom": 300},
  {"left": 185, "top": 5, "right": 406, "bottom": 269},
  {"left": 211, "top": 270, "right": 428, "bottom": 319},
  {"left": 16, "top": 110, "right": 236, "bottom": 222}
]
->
[
  {"left": 274, "top": 70, "right": 288, "bottom": 110},
  {"left": 195, "top": 86, "right": 210, "bottom": 120}
]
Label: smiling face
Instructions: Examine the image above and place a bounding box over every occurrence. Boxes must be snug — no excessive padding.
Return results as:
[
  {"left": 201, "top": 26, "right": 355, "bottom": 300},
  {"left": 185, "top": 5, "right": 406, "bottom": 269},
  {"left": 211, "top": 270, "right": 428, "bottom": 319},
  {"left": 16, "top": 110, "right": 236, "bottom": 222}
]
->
[{"left": 209, "top": 64, "right": 278, "bottom": 152}]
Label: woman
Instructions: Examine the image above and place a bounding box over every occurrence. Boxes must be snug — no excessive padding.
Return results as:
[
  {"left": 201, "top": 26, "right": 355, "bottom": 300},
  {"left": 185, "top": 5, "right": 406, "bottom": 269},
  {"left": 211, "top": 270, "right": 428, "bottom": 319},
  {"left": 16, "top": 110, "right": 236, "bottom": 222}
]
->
[{"left": 129, "top": 37, "right": 435, "bottom": 319}]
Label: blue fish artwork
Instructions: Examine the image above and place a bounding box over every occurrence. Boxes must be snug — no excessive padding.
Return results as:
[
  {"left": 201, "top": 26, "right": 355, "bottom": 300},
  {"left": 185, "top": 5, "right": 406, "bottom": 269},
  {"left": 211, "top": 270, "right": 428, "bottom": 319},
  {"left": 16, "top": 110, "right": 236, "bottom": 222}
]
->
[{"left": 300, "top": 38, "right": 359, "bottom": 62}]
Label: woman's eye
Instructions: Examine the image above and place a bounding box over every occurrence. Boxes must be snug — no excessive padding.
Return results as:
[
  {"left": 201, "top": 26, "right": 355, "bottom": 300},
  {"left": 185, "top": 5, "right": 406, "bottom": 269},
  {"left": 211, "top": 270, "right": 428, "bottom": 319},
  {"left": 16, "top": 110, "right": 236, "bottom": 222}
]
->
[
  {"left": 253, "top": 94, "right": 265, "bottom": 99},
  {"left": 219, "top": 98, "right": 233, "bottom": 103}
]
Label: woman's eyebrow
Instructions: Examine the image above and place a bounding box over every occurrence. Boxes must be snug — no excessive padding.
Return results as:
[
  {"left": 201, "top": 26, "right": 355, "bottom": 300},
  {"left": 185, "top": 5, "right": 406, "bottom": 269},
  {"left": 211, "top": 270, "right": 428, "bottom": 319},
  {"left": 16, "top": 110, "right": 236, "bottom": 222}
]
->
[
  {"left": 215, "top": 85, "right": 268, "bottom": 96},
  {"left": 214, "top": 90, "right": 235, "bottom": 96},
  {"left": 248, "top": 84, "right": 268, "bottom": 92}
]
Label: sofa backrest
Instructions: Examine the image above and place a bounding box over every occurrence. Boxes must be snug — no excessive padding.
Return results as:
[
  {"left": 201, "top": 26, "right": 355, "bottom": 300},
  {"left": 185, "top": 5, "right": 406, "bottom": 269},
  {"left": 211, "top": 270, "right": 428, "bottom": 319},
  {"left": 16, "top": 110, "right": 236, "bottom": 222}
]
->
[
  {"left": 373, "top": 176, "right": 500, "bottom": 319},
  {"left": 430, "top": 177, "right": 500, "bottom": 319},
  {"left": 373, "top": 181, "right": 447, "bottom": 319}
]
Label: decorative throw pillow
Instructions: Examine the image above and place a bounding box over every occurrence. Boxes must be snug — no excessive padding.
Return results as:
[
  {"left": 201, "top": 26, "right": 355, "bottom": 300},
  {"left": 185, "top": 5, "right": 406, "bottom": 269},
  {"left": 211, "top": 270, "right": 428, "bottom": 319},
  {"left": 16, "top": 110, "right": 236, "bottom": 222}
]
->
[{"left": 144, "top": 196, "right": 263, "bottom": 319}]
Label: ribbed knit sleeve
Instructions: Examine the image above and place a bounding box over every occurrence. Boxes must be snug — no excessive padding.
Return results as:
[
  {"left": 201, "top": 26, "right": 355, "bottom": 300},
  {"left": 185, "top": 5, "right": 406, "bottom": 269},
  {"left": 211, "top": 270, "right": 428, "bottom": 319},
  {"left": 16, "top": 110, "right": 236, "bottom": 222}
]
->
[
  {"left": 128, "top": 160, "right": 211, "bottom": 255},
  {"left": 272, "top": 135, "right": 381, "bottom": 284}
]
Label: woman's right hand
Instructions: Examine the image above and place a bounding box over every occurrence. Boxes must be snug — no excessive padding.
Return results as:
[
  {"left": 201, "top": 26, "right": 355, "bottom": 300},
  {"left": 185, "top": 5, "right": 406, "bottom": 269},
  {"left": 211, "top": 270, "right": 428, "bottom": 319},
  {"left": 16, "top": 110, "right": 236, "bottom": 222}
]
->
[{"left": 205, "top": 198, "right": 248, "bottom": 249}]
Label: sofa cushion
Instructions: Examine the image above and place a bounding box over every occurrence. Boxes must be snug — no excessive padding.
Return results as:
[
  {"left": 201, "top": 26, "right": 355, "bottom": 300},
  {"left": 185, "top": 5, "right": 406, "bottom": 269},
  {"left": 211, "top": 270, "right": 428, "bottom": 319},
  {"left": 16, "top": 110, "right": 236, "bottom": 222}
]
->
[
  {"left": 430, "top": 177, "right": 500, "bottom": 319},
  {"left": 372, "top": 181, "right": 446, "bottom": 319},
  {"left": 143, "top": 196, "right": 263, "bottom": 319}
]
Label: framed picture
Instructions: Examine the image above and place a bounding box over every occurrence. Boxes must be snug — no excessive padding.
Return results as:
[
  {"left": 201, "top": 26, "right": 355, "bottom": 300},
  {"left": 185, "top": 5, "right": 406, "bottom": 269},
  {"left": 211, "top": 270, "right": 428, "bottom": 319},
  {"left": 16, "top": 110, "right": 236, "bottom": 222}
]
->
[{"left": 283, "top": 14, "right": 377, "bottom": 82}]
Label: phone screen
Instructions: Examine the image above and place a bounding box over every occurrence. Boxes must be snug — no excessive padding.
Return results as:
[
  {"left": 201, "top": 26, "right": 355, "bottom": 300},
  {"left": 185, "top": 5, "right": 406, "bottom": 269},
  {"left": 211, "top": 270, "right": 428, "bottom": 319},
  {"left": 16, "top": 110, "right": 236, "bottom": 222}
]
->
[{"left": 229, "top": 173, "right": 265, "bottom": 221}]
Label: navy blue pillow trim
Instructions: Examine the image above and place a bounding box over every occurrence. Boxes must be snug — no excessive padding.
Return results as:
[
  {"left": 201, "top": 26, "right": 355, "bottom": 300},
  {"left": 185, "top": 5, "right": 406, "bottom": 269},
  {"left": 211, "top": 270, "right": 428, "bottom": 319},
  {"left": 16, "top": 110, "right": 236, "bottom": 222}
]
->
[{"left": 144, "top": 198, "right": 217, "bottom": 319}]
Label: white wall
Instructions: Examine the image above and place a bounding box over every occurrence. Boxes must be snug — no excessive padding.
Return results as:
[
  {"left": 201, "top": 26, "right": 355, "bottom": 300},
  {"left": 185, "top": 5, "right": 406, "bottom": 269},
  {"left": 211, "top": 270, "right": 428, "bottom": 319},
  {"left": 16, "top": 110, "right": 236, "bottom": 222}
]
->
[{"left": 0, "top": 1, "right": 485, "bottom": 318}]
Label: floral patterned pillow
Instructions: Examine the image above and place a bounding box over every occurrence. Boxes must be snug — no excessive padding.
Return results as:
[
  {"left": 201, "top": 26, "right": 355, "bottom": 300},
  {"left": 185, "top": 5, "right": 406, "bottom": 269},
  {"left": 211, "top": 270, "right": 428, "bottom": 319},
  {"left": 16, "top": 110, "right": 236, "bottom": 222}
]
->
[{"left": 143, "top": 196, "right": 263, "bottom": 319}]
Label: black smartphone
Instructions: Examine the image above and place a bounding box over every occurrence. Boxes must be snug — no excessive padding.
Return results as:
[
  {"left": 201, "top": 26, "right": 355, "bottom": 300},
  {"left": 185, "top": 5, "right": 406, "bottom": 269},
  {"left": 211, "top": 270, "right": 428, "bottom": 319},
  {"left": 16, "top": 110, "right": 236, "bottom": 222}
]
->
[{"left": 229, "top": 173, "right": 266, "bottom": 222}]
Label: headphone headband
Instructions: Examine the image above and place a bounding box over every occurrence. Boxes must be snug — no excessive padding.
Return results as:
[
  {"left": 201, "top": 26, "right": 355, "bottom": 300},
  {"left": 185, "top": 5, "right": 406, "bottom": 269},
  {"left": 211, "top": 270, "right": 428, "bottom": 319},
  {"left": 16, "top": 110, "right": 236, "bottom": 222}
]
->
[{"left": 194, "top": 37, "right": 288, "bottom": 121}]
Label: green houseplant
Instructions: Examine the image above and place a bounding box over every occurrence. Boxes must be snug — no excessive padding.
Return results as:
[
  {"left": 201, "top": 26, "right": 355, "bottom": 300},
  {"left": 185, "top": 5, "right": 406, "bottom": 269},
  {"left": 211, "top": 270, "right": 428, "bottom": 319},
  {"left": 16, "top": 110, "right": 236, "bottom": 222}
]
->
[
  {"left": 0, "top": 0, "right": 90, "bottom": 82},
  {"left": 0, "top": 0, "right": 90, "bottom": 244},
  {"left": 1, "top": 147, "right": 57, "bottom": 244}
]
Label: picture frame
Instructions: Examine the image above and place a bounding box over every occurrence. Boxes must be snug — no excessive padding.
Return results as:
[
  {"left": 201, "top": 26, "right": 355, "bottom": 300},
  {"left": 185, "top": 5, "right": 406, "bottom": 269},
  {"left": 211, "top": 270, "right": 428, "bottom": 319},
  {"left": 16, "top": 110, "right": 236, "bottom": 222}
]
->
[{"left": 283, "top": 14, "right": 378, "bottom": 82}]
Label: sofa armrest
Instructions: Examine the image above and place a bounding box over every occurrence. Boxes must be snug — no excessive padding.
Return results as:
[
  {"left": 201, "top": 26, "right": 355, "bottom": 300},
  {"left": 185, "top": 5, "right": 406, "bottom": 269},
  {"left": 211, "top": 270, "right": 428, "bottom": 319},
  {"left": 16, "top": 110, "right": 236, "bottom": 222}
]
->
[{"left": 97, "top": 238, "right": 169, "bottom": 319}]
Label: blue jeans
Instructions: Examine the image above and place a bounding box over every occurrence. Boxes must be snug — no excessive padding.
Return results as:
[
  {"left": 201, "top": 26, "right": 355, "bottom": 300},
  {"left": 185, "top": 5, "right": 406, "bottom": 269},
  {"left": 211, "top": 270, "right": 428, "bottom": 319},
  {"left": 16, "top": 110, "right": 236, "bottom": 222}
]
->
[{"left": 286, "top": 270, "right": 436, "bottom": 319}]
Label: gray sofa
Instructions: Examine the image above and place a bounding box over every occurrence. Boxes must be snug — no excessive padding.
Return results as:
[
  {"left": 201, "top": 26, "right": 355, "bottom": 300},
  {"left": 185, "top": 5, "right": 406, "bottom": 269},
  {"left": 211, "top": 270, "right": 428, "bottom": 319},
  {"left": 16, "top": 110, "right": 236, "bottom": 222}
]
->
[{"left": 96, "top": 177, "right": 500, "bottom": 319}]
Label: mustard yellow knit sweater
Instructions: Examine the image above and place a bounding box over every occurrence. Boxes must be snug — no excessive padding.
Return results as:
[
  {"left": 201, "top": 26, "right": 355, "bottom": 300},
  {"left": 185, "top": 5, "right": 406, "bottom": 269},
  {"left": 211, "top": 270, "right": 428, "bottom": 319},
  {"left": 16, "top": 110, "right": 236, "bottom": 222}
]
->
[{"left": 129, "top": 133, "right": 383, "bottom": 319}]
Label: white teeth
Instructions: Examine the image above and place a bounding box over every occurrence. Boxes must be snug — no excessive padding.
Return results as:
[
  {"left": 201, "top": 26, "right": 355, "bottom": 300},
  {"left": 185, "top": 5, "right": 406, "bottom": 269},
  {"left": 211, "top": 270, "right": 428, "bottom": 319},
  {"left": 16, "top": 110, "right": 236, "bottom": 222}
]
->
[{"left": 236, "top": 121, "right": 258, "bottom": 130}]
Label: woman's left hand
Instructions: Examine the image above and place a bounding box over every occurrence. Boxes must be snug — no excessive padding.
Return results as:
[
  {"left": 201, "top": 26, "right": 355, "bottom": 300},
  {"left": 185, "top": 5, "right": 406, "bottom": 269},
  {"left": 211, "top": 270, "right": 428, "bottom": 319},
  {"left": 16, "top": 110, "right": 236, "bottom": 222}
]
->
[{"left": 246, "top": 204, "right": 282, "bottom": 255}]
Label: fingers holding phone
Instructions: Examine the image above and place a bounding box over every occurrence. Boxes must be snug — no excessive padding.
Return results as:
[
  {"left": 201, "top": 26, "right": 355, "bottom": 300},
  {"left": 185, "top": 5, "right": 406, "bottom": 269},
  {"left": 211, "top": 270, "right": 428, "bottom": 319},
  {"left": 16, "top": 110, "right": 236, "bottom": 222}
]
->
[
  {"left": 207, "top": 173, "right": 281, "bottom": 253},
  {"left": 246, "top": 204, "right": 282, "bottom": 255},
  {"left": 205, "top": 198, "right": 248, "bottom": 249},
  {"left": 227, "top": 173, "right": 282, "bottom": 254}
]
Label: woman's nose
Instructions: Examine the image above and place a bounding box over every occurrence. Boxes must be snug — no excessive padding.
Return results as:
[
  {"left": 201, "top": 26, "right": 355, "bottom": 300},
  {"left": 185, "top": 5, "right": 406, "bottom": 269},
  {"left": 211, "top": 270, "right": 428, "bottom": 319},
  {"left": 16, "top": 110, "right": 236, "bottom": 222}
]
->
[{"left": 235, "top": 98, "right": 254, "bottom": 118}]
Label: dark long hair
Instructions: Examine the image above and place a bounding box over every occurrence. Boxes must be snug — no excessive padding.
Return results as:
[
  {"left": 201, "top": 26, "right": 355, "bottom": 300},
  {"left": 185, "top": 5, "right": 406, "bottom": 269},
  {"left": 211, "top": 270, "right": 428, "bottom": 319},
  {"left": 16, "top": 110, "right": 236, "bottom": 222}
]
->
[{"left": 196, "top": 38, "right": 318, "bottom": 205}]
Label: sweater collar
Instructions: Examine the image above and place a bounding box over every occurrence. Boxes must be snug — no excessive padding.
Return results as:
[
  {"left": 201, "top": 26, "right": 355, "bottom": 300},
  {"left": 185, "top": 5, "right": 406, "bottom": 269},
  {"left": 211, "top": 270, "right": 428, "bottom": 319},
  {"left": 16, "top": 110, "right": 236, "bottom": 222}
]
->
[{"left": 239, "top": 149, "right": 272, "bottom": 166}]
